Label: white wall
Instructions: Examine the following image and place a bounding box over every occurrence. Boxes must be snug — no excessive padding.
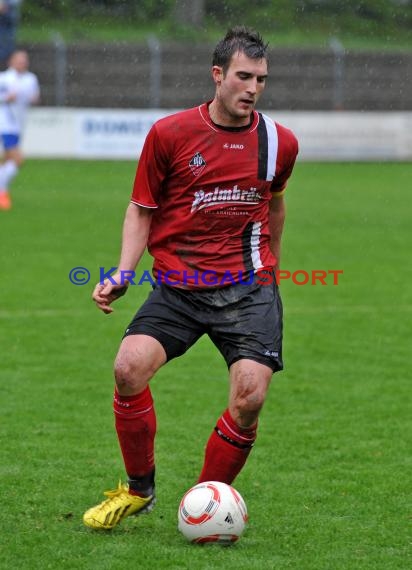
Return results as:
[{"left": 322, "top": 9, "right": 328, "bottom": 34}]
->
[{"left": 23, "top": 108, "right": 412, "bottom": 161}]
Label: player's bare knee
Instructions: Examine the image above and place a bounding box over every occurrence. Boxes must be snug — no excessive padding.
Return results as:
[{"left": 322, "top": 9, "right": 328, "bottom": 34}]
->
[
  {"left": 230, "top": 364, "right": 272, "bottom": 425},
  {"left": 114, "top": 334, "right": 166, "bottom": 391},
  {"left": 231, "top": 385, "right": 266, "bottom": 426},
  {"left": 235, "top": 391, "right": 265, "bottom": 416},
  {"left": 114, "top": 359, "right": 134, "bottom": 391},
  {"left": 114, "top": 337, "right": 164, "bottom": 392},
  {"left": 5, "top": 150, "right": 23, "bottom": 167},
  {"left": 114, "top": 354, "right": 151, "bottom": 392}
]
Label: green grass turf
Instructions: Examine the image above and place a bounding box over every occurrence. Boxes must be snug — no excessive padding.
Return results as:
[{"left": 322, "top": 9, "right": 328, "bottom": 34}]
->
[
  {"left": 0, "top": 160, "right": 411, "bottom": 569},
  {"left": 17, "top": 16, "right": 412, "bottom": 52}
]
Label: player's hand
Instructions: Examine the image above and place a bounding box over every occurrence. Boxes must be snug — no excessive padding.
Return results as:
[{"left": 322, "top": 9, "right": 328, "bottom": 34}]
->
[
  {"left": 6, "top": 92, "right": 17, "bottom": 103},
  {"left": 92, "top": 275, "right": 129, "bottom": 314}
]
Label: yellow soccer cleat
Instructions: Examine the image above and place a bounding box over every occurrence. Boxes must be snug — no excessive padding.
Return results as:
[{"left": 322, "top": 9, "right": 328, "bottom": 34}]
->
[{"left": 83, "top": 481, "right": 156, "bottom": 530}]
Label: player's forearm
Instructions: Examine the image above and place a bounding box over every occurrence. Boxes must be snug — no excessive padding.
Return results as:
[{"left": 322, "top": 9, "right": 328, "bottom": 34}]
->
[
  {"left": 117, "top": 203, "right": 153, "bottom": 272},
  {"left": 268, "top": 196, "right": 286, "bottom": 270},
  {"left": 0, "top": 92, "right": 13, "bottom": 103}
]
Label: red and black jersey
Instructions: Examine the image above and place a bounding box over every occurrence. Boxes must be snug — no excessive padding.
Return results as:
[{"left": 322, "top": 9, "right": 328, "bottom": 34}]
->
[{"left": 131, "top": 102, "right": 298, "bottom": 287}]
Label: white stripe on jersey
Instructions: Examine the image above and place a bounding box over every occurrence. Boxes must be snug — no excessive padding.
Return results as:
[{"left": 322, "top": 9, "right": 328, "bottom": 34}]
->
[
  {"left": 262, "top": 113, "right": 279, "bottom": 181},
  {"left": 250, "top": 221, "right": 263, "bottom": 270}
]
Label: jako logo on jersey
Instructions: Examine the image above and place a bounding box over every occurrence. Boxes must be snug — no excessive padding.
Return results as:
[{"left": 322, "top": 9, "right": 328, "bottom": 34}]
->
[
  {"left": 223, "top": 143, "right": 245, "bottom": 150},
  {"left": 189, "top": 152, "right": 207, "bottom": 176},
  {"left": 191, "top": 185, "right": 262, "bottom": 213}
]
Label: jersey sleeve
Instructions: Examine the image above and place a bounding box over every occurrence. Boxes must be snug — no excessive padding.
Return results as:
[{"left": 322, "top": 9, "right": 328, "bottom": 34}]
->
[
  {"left": 271, "top": 124, "right": 299, "bottom": 197},
  {"left": 131, "top": 123, "right": 169, "bottom": 208}
]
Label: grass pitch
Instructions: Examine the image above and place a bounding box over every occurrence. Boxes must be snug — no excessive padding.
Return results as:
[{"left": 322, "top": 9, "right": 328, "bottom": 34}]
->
[{"left": 0, "top": 160, "right": 411, "bottom": 569}]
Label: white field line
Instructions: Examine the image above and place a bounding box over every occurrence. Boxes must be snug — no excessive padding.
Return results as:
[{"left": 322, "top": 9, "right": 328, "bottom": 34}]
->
[
  {"left": 0, "top": 305, "right": 411, "bottom": 319},
  {"left": 0, "top": 309, "right": 119, "bottom": 318}
]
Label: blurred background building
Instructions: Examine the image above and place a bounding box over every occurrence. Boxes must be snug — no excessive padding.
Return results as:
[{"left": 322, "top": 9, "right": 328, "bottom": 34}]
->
[{"left": 13, "top": 0, "right": 412, "bottom": 111}]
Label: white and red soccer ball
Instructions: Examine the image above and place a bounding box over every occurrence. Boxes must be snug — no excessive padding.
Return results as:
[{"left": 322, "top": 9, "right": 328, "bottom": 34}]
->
[{"left": 178, "top": 481, "right": 248, "bottom": 544}]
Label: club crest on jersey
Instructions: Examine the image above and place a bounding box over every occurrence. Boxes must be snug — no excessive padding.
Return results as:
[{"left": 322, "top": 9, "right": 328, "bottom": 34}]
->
[{"left": 189, "top": 152, "right": 206, "bottom": 176}]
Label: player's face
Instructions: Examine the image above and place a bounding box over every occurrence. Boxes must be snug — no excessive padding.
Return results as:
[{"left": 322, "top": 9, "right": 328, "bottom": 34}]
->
[
  {"left": 212, "top": 51, "right": 268, "bottom": 126},
  {"left": 10, "top": 51, "right": 29, "bottom": 73}
]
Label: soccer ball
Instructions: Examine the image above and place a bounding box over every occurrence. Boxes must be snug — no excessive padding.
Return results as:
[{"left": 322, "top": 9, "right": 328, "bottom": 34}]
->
[{"left": 177, "top": 481, "right": 248, "bottom": 544}]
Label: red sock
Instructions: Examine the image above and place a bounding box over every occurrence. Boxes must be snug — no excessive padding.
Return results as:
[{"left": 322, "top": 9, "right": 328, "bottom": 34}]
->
[
  {"left": 114, "top": 387, "right": 156, "bottom": 494},
  {"left": 198, "top": 409, "right": 257, "bottom": 485}
]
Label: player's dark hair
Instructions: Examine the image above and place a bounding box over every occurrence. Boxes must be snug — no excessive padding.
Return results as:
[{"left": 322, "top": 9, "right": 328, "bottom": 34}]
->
[{"left": 212, "top": 26, "right": 268, "bottom": 73}]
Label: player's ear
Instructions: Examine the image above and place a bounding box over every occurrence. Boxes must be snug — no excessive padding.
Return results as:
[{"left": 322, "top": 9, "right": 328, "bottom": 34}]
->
[{"left": 211, "top": 66, "right": 223, "bottom": 85}]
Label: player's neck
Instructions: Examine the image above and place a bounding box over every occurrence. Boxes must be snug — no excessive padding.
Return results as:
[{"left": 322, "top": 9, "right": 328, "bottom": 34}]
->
[{"left": 208, "top": 100, "right": 252, "bottom": 129}]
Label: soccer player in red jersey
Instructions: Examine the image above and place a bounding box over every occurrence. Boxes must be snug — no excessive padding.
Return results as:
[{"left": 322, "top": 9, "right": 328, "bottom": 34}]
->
[{"left": 84, "top": 26, "right": 298, "bottom": 530}]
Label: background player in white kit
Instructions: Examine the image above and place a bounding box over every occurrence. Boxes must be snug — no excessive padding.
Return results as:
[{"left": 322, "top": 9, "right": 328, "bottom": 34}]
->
[{"left": 0, "top": 49, "right": 40, "bottom": 210}]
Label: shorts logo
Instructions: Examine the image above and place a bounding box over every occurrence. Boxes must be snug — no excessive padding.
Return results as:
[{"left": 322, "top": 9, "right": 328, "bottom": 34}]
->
[
  {"left": 263, "top": 350, "right": 279, "bottom": 358},
  {"left": 189, "top": 152, "right": 206, "bottom": 176}
]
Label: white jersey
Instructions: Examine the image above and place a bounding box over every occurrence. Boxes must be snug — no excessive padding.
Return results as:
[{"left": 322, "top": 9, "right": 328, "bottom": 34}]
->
[{"left": 0, "top": 68, "right": 40, "bottom": 134}]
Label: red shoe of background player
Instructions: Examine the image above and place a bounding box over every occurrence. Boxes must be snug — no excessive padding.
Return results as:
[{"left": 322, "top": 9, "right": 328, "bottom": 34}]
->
[{"left": 0, "top": 191, "right": 11, "bottom": 210}]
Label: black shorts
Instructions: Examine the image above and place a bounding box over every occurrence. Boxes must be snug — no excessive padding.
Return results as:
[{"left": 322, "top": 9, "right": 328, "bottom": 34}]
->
[{"left": 123, "top": 277, "right": 283, "bottom": 372}]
